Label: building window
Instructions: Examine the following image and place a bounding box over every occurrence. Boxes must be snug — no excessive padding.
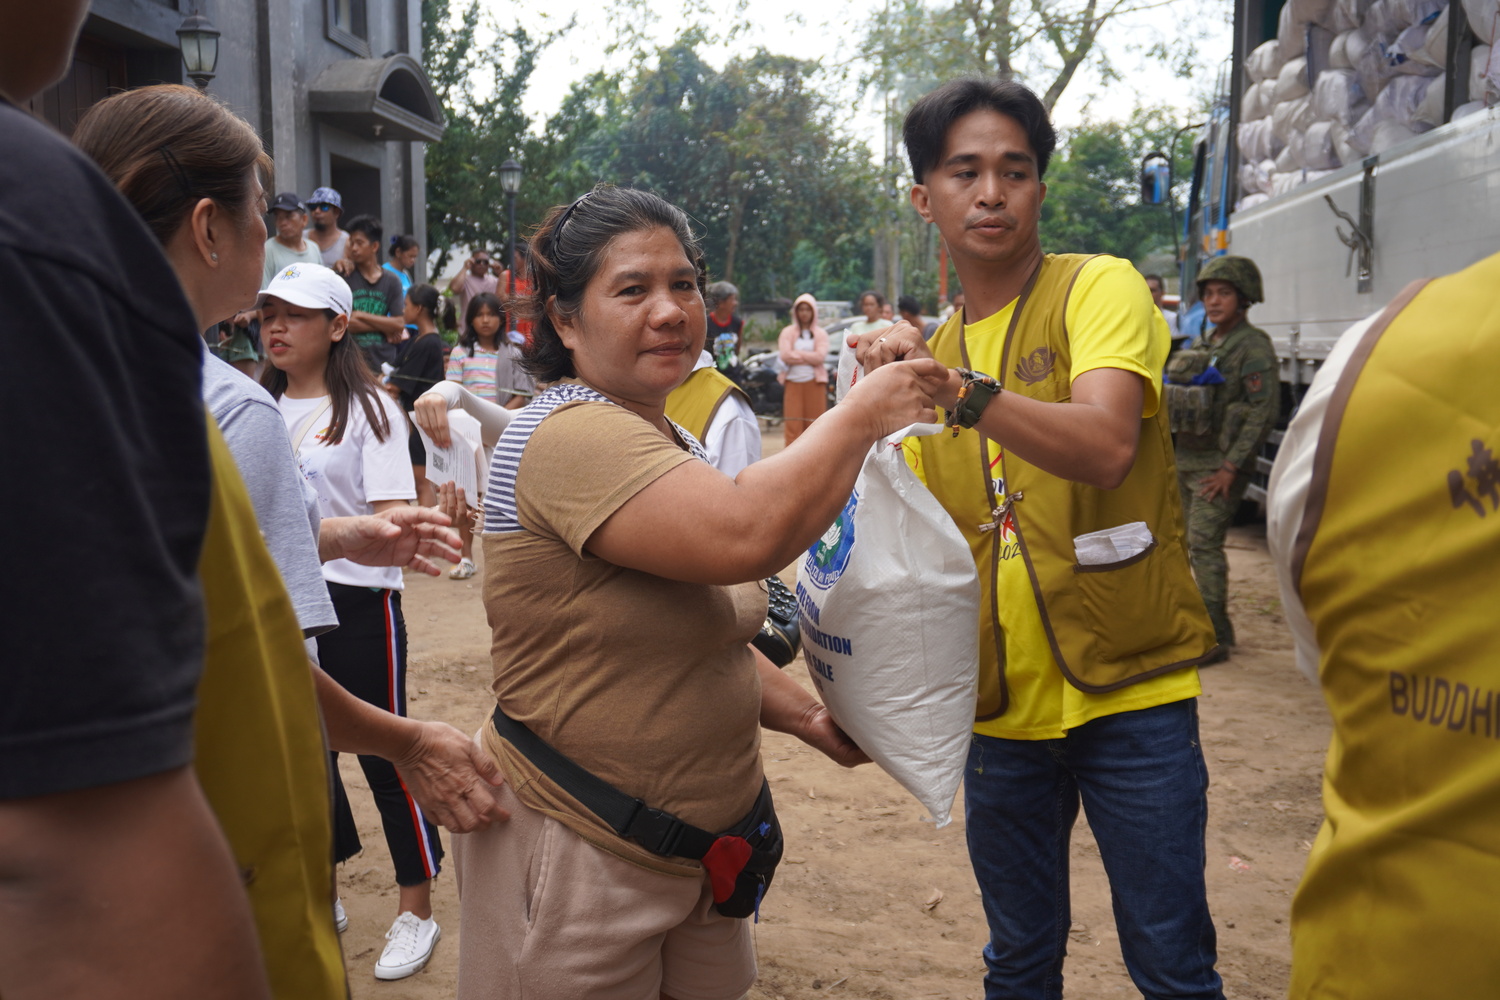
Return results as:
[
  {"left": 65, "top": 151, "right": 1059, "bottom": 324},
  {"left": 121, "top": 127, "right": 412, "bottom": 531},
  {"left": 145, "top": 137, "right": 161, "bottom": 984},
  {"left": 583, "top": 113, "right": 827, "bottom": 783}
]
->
[{"left": 326, "top": 0, "right": 370, "bottom": 56}]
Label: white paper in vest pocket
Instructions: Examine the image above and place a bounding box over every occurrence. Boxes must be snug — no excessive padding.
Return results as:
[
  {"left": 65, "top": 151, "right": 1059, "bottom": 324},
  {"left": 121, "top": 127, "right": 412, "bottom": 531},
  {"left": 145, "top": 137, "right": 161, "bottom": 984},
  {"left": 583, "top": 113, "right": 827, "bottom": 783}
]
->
[{"left": 796, "top": 423, "right": 980, "bottom": 827}]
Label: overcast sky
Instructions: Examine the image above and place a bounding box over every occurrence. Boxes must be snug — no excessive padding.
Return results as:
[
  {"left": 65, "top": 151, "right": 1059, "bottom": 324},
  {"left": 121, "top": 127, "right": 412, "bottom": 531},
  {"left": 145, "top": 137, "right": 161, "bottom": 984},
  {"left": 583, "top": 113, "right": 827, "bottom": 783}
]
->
[{"left": 483, "top": 0, "right": 1233, "bottom": 153}]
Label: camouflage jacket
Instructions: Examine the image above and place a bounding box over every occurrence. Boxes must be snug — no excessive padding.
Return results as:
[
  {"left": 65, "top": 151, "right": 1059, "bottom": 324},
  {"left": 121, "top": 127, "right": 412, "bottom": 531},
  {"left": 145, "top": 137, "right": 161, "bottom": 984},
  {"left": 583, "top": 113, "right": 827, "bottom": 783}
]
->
[{"left": 1173, "top": 318, "right": 1279, "bottom": 471}]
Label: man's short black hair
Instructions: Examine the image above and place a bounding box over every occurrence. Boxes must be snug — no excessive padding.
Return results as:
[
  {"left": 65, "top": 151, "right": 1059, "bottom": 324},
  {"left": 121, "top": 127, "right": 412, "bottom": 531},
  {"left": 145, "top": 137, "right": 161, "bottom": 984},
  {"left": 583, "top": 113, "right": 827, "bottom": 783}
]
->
[
  {"left": 903, "top": 77, "right": 1057, "bottom": 184},
  {"left": 1144, "top": 273, "right": 1165, "bottom": 288},
  {"left": 344, "top": 214, "right": 383, "bottom": 247},
  {"left": 897, "top": 294, "right": 922, "bottom": 316}
]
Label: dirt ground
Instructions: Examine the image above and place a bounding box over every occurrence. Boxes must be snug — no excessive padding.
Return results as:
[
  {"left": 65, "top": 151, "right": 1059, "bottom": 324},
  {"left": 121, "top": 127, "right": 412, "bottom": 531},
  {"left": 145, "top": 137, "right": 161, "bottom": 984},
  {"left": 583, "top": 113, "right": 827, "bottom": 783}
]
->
[{"left": 337, "top": 427, "right": 1332, "bottom": 999}]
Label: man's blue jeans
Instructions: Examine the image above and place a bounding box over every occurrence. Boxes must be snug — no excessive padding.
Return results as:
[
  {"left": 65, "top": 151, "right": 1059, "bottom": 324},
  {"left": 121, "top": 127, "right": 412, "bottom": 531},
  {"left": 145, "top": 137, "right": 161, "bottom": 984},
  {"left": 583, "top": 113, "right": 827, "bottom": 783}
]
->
[{"left": 964, "top": 698, "right": 1224, "bottom": 1000}]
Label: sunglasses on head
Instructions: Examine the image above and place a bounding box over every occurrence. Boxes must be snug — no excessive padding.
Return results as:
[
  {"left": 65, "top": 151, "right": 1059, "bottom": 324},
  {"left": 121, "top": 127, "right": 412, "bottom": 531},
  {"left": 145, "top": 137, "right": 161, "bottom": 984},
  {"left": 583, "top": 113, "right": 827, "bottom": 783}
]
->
[{"left": 309, "top": 202, "right": 335, "bottom": 212}]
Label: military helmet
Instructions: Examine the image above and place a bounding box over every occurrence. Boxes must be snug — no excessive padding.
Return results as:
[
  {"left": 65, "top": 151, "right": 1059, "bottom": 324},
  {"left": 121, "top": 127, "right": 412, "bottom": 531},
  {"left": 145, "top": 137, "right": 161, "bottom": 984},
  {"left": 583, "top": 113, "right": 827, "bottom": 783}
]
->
[{"left": 1196, "top": 255, "right": 1263, "bottom": 304}]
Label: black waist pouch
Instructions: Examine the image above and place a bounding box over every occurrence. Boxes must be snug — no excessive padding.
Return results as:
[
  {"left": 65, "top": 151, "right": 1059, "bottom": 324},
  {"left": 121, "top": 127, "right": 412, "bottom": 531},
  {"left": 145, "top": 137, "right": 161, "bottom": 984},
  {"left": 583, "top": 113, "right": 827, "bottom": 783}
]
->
[{"left": 491, "top": 705, "right": 783, "bottom": 919}]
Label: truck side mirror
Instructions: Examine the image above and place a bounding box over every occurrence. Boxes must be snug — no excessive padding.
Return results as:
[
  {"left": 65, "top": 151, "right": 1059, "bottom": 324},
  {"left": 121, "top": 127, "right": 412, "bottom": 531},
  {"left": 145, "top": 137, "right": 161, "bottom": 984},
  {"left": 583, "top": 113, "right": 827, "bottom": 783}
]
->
[{"left": 1140, "top": 151, "right": 1171, "bottom": 206}]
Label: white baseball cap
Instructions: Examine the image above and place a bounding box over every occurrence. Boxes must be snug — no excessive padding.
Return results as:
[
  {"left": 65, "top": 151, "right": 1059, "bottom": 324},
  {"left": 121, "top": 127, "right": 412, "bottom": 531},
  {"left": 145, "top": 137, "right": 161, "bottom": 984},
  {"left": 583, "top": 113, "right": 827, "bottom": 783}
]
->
[{"left": 256, "top": 262, "right": 352, "bottom": 317}]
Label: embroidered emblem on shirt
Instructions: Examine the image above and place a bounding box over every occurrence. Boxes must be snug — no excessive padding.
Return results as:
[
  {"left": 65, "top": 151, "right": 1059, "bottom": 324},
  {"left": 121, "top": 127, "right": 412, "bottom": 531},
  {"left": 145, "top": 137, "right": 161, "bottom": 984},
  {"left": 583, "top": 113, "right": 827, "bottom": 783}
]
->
[
  {"left": 1449, "top": 438, "right": 1500, "bottom": 518},
  {"left": 1014, "top": 347, "right": 1055, "bottom": 385}
]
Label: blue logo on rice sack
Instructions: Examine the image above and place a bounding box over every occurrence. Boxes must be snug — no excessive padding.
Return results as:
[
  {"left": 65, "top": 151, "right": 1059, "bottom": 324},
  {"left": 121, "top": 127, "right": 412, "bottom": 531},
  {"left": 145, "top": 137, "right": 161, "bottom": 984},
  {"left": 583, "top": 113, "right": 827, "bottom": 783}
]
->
[{"left": 805, "top": 491, "right": 858, "bottom": 589}]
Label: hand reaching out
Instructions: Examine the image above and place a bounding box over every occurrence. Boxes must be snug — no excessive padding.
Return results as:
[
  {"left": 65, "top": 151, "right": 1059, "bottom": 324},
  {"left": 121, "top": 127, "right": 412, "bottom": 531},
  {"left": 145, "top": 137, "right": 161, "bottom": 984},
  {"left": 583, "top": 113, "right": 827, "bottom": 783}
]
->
[{"left": 318, "top": 508, "right": 462, "bottom": 575}]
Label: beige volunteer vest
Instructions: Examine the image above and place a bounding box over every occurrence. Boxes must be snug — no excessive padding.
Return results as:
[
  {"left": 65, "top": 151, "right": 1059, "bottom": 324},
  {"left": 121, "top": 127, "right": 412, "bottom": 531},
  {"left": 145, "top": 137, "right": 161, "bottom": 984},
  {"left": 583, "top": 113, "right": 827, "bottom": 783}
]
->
[
  {"left": 916, "top": 254, "right": 1215, "bottom": 719},
  {"left": 1287, "top": 255, "right": 1500, "bottom": 997}
]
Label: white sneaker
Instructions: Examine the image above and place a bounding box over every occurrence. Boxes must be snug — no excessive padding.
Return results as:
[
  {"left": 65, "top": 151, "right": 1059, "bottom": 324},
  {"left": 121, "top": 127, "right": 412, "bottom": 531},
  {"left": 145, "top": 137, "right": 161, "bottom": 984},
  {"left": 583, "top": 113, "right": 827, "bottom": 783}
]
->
[
  {"left": 333, "top": 898, "right": 348, "bottom": 933},
  {"left": 448, "top": 558, "right": 476, "bottom": 580},
  {"left": 374, "top": 912, "right": 440, "bottom": 981}
]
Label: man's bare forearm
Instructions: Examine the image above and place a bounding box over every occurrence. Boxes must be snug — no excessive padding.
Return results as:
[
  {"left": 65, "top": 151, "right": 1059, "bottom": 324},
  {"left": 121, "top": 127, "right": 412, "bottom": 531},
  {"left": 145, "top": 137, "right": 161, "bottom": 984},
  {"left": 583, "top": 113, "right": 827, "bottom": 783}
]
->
[{"left": 0, "top": 768, "right": 271, "bottom": 1000}]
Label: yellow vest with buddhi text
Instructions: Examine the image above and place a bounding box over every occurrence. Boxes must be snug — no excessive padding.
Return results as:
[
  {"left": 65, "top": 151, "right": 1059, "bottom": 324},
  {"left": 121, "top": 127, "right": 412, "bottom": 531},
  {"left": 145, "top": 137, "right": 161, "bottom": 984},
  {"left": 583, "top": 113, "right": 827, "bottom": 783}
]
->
[
  {"left": 916, "top": 253, "right": 1214, "bottom": 719},
  {"left": 1288, "top": 254, "right": 1500, "bottom": 998},
  {"left": 665, "top": 366, "right": 750, "bottom": 443},
  {"left": 195, "top": 418, "right": 346, "bottom": 1000}
]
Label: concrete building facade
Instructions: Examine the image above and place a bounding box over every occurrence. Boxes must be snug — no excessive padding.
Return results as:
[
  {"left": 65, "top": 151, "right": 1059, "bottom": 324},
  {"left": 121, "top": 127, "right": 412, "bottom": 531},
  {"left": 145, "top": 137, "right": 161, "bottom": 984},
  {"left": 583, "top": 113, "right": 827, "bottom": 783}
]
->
[{"left": 31, "top": 0, "right": 444, "bottom": 279}]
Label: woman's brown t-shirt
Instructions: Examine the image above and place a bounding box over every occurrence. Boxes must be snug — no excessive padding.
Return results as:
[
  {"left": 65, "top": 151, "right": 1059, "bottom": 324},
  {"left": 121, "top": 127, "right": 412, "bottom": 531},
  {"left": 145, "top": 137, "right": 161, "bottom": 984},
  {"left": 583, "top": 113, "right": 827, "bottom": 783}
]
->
[{"left": 481, "top": 400, "right": 768, "bottom": 875}]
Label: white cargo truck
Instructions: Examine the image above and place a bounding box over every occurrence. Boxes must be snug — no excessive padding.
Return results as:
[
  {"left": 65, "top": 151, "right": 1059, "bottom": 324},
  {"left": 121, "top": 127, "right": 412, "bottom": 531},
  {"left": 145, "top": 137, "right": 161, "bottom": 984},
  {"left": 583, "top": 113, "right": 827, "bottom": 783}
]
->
[{"left": 1154, "top": 0, "right": 1500, "bottom": 501}]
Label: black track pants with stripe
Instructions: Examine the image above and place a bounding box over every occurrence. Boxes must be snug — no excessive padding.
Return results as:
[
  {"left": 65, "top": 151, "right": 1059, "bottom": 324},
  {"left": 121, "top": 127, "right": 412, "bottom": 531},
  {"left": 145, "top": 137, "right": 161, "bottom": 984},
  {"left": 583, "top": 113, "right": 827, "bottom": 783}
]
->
[{"left": 318, "top": 582, "right": 443, "bottom": 886}]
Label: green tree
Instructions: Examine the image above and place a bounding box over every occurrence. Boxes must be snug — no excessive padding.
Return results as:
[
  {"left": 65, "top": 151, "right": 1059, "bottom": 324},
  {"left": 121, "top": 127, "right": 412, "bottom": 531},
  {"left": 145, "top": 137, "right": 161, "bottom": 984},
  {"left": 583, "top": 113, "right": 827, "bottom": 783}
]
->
[
  {"left": 1040, "top": 106, "right": 1195, "bottom": 263},
  {"left": 421, "top": 0, "right": 557, "bottom": 269},
  {"left": 526, "top": 34, "right": 882, "bottom": 303}
]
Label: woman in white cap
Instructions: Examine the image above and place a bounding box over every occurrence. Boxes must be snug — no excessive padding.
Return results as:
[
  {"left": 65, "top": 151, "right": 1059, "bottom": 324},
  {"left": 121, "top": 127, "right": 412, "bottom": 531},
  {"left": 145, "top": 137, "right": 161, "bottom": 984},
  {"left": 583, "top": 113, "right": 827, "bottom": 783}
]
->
[{"left": 259, "top": 262, "right": 446, "bottom": 981}]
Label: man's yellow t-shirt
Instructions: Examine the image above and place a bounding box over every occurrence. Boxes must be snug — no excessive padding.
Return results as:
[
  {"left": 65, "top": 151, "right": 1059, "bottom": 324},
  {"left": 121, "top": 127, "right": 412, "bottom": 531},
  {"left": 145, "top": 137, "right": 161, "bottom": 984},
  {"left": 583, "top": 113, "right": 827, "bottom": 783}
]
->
[{"left": 913, "top": 256, "right": 1201, "bottom": 740}]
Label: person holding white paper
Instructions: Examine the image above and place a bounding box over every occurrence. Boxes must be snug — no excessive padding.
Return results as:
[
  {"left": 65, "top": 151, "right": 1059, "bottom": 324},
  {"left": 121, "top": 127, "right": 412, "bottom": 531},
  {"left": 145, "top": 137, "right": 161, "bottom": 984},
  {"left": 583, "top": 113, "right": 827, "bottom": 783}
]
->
[{"left": 259, "top": 263, "right": 446, "bottom": 981}]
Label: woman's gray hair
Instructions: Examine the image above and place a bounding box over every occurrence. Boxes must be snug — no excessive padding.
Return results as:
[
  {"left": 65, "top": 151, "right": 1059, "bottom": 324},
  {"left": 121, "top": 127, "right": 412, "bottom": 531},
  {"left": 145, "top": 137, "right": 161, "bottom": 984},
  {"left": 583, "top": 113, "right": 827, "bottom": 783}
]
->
[{"left": 706, "top": 281, "right": 739, "bottom": 310}]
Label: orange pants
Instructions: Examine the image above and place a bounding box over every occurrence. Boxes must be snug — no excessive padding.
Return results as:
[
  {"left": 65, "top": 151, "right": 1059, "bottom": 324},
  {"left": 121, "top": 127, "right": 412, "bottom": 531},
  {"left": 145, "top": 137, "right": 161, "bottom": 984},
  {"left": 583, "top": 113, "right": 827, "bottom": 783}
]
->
[{"left": 782, "top": 379, "right": 826, "bottom": 446}]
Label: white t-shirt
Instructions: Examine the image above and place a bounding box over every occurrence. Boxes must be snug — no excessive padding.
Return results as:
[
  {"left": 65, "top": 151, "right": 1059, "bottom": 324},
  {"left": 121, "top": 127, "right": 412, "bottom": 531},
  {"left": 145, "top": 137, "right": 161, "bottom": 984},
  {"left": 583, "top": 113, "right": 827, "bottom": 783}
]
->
[
  {"left": 278, "top": 390, "right": 415, "bottom": 590},
  {"left": 786, "top": 331, "right": 818, "bottom": 382},
  {"left": 690, "top": 351, "right": 761, "bottom": 477}
]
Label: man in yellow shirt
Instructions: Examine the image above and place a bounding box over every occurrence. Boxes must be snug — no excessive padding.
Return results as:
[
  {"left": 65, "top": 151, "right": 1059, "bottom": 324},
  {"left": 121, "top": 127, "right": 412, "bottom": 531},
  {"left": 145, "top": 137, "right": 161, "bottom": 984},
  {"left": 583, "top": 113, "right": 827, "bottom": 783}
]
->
[{"left": 854, "top": 78, "right": 1221, "bottom": 999}]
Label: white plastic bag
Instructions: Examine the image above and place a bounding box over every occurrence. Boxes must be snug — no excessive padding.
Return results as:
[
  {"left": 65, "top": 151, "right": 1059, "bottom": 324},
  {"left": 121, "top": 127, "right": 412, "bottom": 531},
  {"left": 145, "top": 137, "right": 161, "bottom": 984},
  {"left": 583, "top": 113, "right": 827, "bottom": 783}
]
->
[{"left": 796, "top": 424, "right": 980, "bottom": 827}]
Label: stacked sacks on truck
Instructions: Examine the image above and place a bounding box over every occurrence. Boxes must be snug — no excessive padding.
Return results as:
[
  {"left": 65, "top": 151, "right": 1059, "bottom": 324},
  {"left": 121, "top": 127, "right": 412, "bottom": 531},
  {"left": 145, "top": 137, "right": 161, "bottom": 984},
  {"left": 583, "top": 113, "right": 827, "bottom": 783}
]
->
[{"left": 1236, "top": 0, "right": 1500, "bottom": 206}]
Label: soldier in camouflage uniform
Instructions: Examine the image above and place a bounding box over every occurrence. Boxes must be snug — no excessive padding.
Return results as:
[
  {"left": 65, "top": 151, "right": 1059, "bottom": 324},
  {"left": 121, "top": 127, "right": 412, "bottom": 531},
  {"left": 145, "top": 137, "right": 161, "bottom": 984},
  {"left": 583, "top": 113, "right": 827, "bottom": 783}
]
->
[{"left": 1168, "top": 256, "right": 1279, "bottom": 659}]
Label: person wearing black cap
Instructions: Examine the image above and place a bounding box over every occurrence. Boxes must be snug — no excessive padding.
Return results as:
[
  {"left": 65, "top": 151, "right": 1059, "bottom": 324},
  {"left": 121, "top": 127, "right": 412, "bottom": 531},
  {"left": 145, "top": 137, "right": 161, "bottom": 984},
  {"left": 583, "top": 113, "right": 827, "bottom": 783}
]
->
[{"left": 263, "top": 191, "right": 323, "bottom": 285}]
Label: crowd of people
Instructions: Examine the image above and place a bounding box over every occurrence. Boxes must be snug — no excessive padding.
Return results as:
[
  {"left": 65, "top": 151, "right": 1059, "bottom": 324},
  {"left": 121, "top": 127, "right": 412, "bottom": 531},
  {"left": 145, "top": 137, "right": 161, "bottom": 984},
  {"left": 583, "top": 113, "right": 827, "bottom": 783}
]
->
[{"left": 4, "top": 7, "right": 1496, "bottom": 1000}]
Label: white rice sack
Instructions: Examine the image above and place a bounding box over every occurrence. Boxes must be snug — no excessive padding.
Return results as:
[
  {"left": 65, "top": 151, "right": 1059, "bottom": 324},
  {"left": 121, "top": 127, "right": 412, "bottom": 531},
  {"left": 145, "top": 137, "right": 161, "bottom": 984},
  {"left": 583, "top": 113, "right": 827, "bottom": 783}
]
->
[
  {"left": 1375, "top": 72, "right": 1438, "bottom": 124},
  {"left": 1304, "top": 121, "right": 1345, "bottom": 168},
  {"left": 1335, "top": 0, "right": 1377, "bottom": 31},
  {"left": 796, "top": 425, "right": 980, "bottom": 828},
  {"left": 1241, "top": 80, "right": 1270, "bottom": 120},
  {"left": 1282, "top": 3, "right": 1310, "bottom": 58},
  {"left": 1237, "top": 192, "right": 1271, "bottom": 211},
  {"left": 1384, "top": 23, "right": 1445, "bottom": 75},
  {"left": 1237, "top": 117, "right": 1275, "bottom": 161},
  {"left": 1276, "top": 143, "right": 1300, "bottom": 171},
  {"left": 1331, "top": 30, "right": 1354, "bottom": 67},
  {"left": 1275, "top": 57, "right": 1313, "bottom": 100},
  {"left": 1291, "top": 0, "right": 1340, "bottom": 28},
  {"left": 1365, "top": 0, "right": 1406, "bottom": 36},
  {"left": 1303, "top": 168, "right": 1339, "bottom": 185},
  {"left": 1416, "top": 71, "right": 1447, "bottom": 123},
  {"left": 1330, "top": 121, "right": 1362, "bottom": 161},
  {"left": 1371, "top": 117, "right": 1431, "bottom": 151},
  {"left": 1472, "top": 44, "right": 1499, "bottom": 102},
  {"left": 1307, "top": 25, "right": 1338, "bottom": 79},
  {"left": 1314, "top": 68, "right": 1370, "bottom": 123},
  {"left": 1247, "top": 40, "right": 1286, "bottom": 82},
  {"left": 1452, "top": 98, "right": 1487, "bottom": 117},
  {"left": 1287, "top": 130, "right": 1309, "bottom": 167},
  {"left": 1238, "top": 162, "right": 1258, "bottom": 194},
  {"left": 1465, "top": 0, "right": 1499, "bottom": 43},
  {"left": 1272, "top": 94, "right": 1315, "bottom": 142},
  {"left": 1350, "top": 103, "right": 1381, "bottom": 151},
  {"left": 1413, "top": 6, "right": 1450, "bottom": 66},
  {"left": 1272, "top": 170, "right": 1308, "bottom": 195}
]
